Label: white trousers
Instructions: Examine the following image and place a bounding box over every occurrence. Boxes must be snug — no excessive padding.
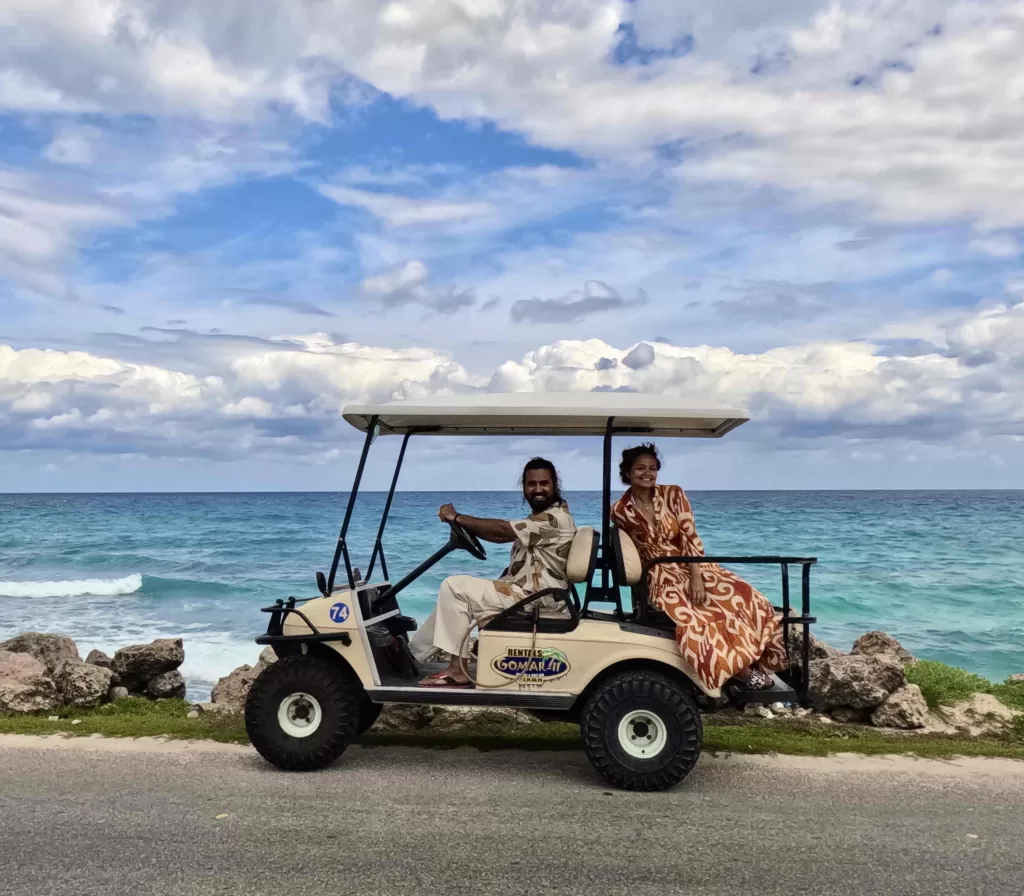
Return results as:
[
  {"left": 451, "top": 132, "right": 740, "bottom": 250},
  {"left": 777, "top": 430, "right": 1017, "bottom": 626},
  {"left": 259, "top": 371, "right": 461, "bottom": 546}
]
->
[{"left": 409, "top": 575, "right": 517, "bottom": 662}]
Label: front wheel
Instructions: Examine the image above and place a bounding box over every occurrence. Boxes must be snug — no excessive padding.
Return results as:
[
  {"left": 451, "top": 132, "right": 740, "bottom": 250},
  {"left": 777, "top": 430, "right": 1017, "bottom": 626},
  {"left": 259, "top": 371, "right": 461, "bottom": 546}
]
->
[
  {"left": 245, "top": 654, "right": 363, "bottom": 770},
  {"left": 581, "top": 669, "right": 702, "bottom": 791}
]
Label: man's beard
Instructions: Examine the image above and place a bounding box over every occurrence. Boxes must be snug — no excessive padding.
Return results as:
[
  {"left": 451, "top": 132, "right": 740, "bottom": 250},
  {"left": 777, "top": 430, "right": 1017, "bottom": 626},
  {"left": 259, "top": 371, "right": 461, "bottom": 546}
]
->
[{"left": 526, "top": 493, "right": 557, "bottom": 513}]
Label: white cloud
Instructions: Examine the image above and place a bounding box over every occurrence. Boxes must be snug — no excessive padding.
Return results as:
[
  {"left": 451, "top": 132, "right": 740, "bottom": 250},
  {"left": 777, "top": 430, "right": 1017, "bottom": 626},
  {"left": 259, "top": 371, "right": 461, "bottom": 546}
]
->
[
  {"left": 970, "top": 233, "right": 1021, "bottom": 259},
  {"left": 359, "top": 260, "right": 475, "bottom": 314},
  {"left": 7, "top": 1, "right": 1024, "bottom": 231},
  {"left": 0, "top": 169, "right": 126, "bottom": 297},
  {"left": 0, "top": 0, "right": 338, "bottom": 120},
  {"left": 43, "top": 126, "right": 102, "bottom": 166},
  {"left": 319, "top": 184, "right": 495, "bottom": 227},
  {"left": 2, "top": 299, "right": 1024, "bottom": 462},
  {"left": 0, "top": 67, "right": 97, "bottom": 113},
  {"left": 0, "top": 126, "right": 296, "bottom": 300},
  {"left": 363, "top": 260, "right": 430, "bottom": 296}
]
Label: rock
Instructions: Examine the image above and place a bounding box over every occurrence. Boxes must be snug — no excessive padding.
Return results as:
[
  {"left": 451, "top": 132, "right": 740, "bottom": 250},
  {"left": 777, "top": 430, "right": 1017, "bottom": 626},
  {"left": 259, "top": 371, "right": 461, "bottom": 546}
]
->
[
  {"left": 431, "top": 706, "right": 538, "bottom": 732},
  {"left": 366, "top": 704, "right": 536, "bottom": 733},
  {"left": 792, "top": 707, "right": 812, "bottom": 718},
  {"left": 936, "top": 693, "right": 1021, "bottom": 737},
  {"left": 0, "top": 632, "right": 80, "bottom": 675},
  {"left": 209, "top": 649, "right": 277, "bottom": 711},
  {"left": 190, "top": 701, "right": 234, "bottom": 715},
  {"left": 111, "top": 638, "right": 184, "bottom": 691},
  {"left": 786, "top": 625, "right": 843, "bottom": 666},
  {"left": 871, "top": 684, "right": 929, "bottom": 730},
  {"left": 85, "top": 649, "right": 114, "bottom": 671},
  {"left": 852, "top": 631, "right": 915, "bottom": 666},
  {"left": 1008, "top": 673, "right": 1024, "bottom": 683},
  {"left": 211, "top": 664, "right": 263, "bottom": 712},
  {"left": 769, "top": 702, "right": 788, "bottom": 714},
  {"left": 187, "top": 710, "right": 200, "bottom": 719},
  {"left": 147, "top": 670, "right": 186, "bottom": 700},
  {"left": 0, "top": 650, "right": 60, "bottom": 713},
  {"left": 744, "top": 705, "right": 774, "bottom": 720},
  {"left": 53, "top": 660, "right": 113, "bottom": 709},
  {"left": 108, "top": 686, "right": 130, "bottom": 701},
  {"left": 372, "top": 704, "right": 438, "bottom": 731},
  {"left": 808, "top": 654, "right": 906, "bottom": 710},
  {"left": 831, "top": 706, "right": 872, "bottom": 724}
]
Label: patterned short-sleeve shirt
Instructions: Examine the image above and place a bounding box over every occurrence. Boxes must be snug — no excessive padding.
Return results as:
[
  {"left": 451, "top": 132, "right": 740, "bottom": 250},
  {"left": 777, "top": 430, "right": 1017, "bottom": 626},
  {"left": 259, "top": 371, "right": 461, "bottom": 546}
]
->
[{"left": 493, "top": 501, "right": 576, "bottom": 603}]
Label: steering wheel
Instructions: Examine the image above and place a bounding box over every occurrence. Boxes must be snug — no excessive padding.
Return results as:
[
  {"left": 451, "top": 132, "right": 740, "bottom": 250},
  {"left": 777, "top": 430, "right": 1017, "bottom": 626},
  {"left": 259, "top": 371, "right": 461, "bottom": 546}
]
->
[{"left": 447, "top": 519, "right": 487, "bottom": 561}]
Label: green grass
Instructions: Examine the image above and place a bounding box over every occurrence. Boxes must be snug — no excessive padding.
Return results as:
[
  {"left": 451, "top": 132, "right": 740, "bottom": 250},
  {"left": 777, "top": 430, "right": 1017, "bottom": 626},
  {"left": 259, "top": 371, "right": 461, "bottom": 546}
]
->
[
  {"left": 0, "top": 698, "right": 248, "bottom": 744},
  {"left": 907, "top": 661, "right": 1024, "bottom": 713},
  {"left": 364, "top": 722, "right": 1024, "bottom": 760},
  {"left": 703, "top": 720, "right": 1024, "bottom": 759},
  {"left": 989, "top": 679, "right": 1024, "bottom": 712},
  {"left": 905, "top": 661, "right": 992, "bottom": 709},
  {"left": 2, "top": 690, "right": 1022, "bottom": 760}
]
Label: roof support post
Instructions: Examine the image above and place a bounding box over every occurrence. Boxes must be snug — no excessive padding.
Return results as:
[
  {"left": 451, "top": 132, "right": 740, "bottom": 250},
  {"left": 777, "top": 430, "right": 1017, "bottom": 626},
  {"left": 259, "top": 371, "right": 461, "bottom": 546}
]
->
[
  {"left": 366, "top": 429, "right": 412, "bottom": 582},
  {"left": 327, "top": 415, "right": 378, "bottom": 594},
  {"left": 601, "top": 416, "right": 615, "bottom": 592}
]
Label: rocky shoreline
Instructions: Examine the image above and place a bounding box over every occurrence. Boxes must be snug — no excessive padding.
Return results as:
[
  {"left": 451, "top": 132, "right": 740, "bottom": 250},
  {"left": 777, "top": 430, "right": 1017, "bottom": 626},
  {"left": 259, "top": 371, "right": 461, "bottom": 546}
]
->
[{"left": 2, "top": 629, "right": 1021, "bottom": 739}]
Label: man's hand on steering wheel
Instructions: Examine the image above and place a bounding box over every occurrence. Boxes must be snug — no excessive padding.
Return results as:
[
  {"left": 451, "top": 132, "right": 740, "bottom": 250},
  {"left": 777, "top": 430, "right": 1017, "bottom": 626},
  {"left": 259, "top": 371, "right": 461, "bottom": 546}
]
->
[{"left": 439, "top": 503, "right": 487, "bottom": 560}]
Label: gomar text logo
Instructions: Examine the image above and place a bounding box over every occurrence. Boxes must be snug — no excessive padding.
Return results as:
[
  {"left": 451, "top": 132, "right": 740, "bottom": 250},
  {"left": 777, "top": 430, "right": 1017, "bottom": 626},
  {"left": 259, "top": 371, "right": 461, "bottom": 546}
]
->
[{"left": 492, "top": 646, "right": 570, "bottom": 685}]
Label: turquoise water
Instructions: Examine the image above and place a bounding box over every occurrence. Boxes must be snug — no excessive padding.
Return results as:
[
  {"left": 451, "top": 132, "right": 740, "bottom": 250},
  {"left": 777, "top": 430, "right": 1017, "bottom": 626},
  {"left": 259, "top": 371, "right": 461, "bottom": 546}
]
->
[{"left": 1, "top": 491, "right": 1021, "bottom": 699}]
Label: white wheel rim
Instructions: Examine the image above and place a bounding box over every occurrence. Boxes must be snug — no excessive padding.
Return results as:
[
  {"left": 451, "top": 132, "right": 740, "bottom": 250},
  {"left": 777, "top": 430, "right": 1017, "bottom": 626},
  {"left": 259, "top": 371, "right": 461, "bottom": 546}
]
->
[
  {"left": 617, "top": 709, "right": 668, "bottom": 759},
  {"left": 277, "top": 692, "right": 322, "bottom": 738}
]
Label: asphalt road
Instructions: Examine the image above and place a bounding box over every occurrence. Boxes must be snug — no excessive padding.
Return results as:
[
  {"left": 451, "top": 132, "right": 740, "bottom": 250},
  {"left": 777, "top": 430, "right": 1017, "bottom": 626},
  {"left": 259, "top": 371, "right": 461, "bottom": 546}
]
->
[{"left": 1, "top": 735, "right": 1021, "bottom": 896}]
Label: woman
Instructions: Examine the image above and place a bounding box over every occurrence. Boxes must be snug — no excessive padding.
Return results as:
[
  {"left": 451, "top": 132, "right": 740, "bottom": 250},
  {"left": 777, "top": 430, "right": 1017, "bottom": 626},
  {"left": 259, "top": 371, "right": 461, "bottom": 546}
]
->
[{"left": 611, "top": 442, "right": 787, "bottom": 691}]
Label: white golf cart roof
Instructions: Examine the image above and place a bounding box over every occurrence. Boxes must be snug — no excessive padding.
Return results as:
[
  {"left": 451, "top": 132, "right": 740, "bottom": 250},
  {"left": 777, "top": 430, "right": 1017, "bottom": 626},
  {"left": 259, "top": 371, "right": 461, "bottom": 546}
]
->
[{"left": 342, "top": 393, "right": 748, "bottom": 437}]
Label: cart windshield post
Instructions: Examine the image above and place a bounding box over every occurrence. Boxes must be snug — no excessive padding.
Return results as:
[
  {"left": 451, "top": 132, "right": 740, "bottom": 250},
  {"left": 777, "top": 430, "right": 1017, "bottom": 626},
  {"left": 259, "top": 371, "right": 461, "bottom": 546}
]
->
[{"left": 326, "top": 415, "right": 378, "bottom": 594}]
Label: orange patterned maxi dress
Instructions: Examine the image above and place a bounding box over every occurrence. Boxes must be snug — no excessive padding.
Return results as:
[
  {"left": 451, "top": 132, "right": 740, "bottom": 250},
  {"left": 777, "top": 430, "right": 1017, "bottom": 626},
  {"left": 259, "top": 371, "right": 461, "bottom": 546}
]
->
[{"left": 611, "top": 484, "right": 788, "bottom": 691}]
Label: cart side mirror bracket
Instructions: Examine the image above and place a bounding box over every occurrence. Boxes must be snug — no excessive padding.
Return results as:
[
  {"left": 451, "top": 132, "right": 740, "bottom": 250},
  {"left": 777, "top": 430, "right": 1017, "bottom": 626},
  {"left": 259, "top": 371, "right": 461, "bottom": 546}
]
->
[{"left": 316, "top": 571, "right": 328, "bottom": 597}]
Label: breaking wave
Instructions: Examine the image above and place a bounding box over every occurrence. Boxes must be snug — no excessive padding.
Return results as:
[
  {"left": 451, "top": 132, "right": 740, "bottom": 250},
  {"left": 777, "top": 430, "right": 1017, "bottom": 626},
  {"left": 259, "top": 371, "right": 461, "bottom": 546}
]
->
[{"left": 0, "top": 574, "right": 144, "bottom": 599}]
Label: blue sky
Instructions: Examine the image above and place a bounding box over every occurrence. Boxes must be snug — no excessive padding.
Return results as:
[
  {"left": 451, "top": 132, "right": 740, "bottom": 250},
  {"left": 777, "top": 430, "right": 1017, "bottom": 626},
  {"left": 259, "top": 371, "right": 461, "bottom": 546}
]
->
[{"left": 2, "top": 1, "right": 1024, "bottom": 491}]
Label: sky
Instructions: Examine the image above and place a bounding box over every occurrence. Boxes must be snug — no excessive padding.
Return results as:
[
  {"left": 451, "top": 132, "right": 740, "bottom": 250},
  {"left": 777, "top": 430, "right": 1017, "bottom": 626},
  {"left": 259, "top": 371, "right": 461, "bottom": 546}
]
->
[{"left": 2, "top": 0, "right": 1024, "bottom": 492}]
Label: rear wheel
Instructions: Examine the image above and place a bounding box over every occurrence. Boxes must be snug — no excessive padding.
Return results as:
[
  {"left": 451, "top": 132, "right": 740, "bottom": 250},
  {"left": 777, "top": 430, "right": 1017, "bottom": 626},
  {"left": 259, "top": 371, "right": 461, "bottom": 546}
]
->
[
  {"left": 581, "top": 669, "right": 702, "bottom": 791},
  {"left": 245, "top": 654, "right": 362, "bottom": 770}
]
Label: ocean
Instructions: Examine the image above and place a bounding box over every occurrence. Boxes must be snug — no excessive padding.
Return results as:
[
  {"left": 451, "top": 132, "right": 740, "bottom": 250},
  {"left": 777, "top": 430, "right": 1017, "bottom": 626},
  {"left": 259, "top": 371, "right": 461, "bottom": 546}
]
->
[{"left": 1, "top": 491, "right": 1021, "bottom": 700}]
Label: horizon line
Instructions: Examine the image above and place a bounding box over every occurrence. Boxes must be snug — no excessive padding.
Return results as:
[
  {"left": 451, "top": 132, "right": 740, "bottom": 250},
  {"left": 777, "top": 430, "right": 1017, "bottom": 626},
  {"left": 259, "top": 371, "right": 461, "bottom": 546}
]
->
[{"left": 3, "top": 488, "right": 1024, "bottom": 496}]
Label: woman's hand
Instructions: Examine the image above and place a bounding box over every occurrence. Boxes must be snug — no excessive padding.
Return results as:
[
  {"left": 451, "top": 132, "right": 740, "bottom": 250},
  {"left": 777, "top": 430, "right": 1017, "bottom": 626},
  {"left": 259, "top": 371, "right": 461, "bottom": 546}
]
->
[{"left": 689, "top": 563, "right": 707, "bottom": 605}]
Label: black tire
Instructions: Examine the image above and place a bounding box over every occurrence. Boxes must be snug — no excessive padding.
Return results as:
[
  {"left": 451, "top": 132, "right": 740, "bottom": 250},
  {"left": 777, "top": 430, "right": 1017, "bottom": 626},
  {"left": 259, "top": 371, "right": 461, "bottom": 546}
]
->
[
  {"left": 357, "top": 699, "right": 383, "bottom": 735},
  {"left": 580, "top": 669, "right": 703, "bottom": 792},
  {"left": 244, "top": 654, "right": 363, "bottom": 771}
]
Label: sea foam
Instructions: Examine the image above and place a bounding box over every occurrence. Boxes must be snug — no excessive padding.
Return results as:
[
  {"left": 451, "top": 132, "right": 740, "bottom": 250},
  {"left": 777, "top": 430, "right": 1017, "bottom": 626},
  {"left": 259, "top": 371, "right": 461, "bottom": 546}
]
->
[{"left": 0, "top": 573, "right": 144, "bottom": 599}]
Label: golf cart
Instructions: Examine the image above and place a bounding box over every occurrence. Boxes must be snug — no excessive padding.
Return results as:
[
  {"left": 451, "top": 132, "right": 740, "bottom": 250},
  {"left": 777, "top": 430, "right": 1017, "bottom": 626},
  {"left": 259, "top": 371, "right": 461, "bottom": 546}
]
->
[{"left": 244, "top": 393, "right": 817, "bottom": 791}]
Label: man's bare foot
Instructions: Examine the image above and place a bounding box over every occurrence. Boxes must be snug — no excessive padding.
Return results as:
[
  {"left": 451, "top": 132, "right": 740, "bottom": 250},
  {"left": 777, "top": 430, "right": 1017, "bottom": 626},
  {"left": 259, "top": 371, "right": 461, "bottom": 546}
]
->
[{"left": 418, "top": 660, "right": 472, "bottom": 688}]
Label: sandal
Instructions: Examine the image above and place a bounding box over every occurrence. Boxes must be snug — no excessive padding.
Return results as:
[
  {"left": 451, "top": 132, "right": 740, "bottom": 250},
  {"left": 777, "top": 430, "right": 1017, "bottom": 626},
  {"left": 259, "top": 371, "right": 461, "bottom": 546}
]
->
[
  {"left": 418, "top": 671, "right": 473, "bottom": 689},
  {"left": 733, "top": 667, "right": 775, "bottom": 690},
  {"left": 745, "top": 668, "right": 775, "bottom": 690}
]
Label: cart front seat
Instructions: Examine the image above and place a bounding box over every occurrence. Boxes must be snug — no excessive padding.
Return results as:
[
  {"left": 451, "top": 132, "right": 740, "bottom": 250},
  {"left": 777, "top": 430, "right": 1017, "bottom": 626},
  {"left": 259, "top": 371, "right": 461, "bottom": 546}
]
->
[
  {"left": 480, "top": 526, "right": 596, "bottom": 634},
  {"left": 565, "top": 526, "right": 599, "bottom": 610}
]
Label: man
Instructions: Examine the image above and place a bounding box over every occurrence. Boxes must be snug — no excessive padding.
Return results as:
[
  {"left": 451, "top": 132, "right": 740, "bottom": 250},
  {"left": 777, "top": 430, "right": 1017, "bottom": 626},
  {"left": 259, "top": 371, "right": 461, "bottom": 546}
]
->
[{"left": 409, "top": 457, "right": 576, "bottom": 687}]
